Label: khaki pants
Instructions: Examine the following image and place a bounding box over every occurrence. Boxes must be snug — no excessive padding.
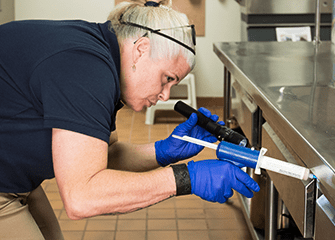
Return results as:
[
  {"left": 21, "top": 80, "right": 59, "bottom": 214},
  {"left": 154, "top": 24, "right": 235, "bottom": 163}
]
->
[{"left": 0, "top": 185, "right": 64, "bottom": 240}]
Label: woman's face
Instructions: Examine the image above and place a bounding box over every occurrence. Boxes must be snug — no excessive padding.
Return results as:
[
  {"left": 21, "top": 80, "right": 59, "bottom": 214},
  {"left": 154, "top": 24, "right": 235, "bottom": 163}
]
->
[{"left": 120, "top": 49, "right": 191, "bottom": 112}]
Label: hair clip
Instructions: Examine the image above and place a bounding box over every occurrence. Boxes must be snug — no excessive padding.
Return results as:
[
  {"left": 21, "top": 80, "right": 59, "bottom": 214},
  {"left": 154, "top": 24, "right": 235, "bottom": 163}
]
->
[{"left": 144, "top": 1, "right": 160, "bottom": 7}]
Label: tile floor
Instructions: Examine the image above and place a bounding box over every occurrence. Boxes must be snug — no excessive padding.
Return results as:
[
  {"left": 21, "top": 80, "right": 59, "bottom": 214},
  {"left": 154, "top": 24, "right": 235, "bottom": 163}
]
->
[{"left": 41, "top": 105, "right": 253, "bottom": 240}]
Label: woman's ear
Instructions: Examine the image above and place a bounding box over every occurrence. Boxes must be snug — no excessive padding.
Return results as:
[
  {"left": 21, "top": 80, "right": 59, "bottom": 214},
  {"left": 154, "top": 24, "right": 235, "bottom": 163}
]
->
[{"left": 132, "top": 37, "right": 150, "bottom": 64}]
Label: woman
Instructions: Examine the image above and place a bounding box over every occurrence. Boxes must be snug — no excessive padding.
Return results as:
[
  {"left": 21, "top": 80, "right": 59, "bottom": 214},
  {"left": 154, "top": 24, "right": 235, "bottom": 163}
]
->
[{"left": 0, "top": 1, "right": 259, "bottom": 239}]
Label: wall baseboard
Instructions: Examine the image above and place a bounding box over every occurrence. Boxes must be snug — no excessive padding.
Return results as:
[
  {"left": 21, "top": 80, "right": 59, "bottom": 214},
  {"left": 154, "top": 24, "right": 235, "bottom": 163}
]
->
[
  {"left": 152, "top": 97, "right": 224, "bottom": 124},
  {"left": 170, "top": 97, "right": 224, "bottom": 108},
  {"left": 196, "top": 97, "right": 224, "bottom": 108}
]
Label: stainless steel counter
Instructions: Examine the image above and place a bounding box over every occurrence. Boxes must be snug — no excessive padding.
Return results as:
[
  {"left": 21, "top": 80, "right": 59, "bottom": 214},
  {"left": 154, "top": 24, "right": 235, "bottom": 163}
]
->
[{"left": 214, "top": 41, "right": 335, "bottom": 239}]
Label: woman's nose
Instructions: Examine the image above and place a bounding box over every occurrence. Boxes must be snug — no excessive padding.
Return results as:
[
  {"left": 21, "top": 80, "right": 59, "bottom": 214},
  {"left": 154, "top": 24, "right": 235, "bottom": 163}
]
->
[{"left": 158, "top": 84, "right": 172, "bottom": 102}]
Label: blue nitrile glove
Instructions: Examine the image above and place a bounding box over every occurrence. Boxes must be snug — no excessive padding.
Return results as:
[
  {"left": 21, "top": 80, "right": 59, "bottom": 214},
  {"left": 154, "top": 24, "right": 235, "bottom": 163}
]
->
[
  {"left": 187, "top": 160, "right": 260, "bottom": 203},
  {"left": 155, "top": 107, "right": 224, "bottom": 167},
  {"left": 220, "top": 158, "right": 246, "bottom": 168}
]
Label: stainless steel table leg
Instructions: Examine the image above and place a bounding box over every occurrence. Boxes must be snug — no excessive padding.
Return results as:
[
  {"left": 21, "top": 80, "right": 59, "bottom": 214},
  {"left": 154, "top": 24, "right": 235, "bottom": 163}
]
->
[
  {"left": 224, "top": 66, "right": 231, "bottom": 125},
  {"left": 265, "top": 173, "right": 278, "bottom": 240}
]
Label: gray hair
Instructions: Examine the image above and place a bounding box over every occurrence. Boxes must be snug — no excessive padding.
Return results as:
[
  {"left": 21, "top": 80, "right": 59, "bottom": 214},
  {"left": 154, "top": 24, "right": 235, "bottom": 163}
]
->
[{"left": 108, "top": 1, "right": 196, "bottom": 69}]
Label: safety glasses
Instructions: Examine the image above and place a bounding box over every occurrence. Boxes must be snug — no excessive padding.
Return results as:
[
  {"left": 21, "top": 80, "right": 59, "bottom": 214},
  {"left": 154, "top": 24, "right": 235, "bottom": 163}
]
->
[{"left": 119, "top": 14, "right": 196, "bottom": 55}]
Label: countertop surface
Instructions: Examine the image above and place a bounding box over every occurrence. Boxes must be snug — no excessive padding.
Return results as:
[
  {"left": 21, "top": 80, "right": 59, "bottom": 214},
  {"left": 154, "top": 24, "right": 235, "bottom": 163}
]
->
[{"left": 214, "top": 41, "right": 335, "bottom": 204}]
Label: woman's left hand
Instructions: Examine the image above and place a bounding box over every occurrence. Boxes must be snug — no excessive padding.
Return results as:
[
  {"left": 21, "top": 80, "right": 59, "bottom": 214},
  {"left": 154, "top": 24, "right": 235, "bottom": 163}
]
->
[{"left": 155, "top": 107, "right": 224, "bottom": 167}]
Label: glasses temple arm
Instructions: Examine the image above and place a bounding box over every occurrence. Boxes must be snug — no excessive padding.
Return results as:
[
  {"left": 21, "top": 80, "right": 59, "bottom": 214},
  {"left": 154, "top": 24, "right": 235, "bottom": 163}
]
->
[{"left": 119, "top": 19, "right": 195, "bottom": 55}]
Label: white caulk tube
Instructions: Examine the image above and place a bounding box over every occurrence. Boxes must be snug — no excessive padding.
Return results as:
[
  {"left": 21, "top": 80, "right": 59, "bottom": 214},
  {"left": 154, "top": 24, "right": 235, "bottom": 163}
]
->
[{"left": 172, "top": 135, "right": 311, "bottom": 181}]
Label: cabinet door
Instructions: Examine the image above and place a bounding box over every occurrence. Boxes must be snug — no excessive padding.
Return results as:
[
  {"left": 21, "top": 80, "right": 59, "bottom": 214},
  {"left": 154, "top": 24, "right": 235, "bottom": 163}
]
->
[
  {"left": 262, "top": 122, "right": 316, "bottom": 238},
  {"left": 0, "top": 0, "right": 14, "bottom": 25}
]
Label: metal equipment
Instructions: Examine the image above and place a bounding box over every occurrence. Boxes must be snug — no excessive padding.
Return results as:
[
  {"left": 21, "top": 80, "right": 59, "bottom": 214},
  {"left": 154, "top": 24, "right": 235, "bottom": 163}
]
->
[
  {"left": 236, "top": 0, "right": 332, "bottom": 41},
  {"left": 214, "top": 41, "right": 335, "bottom": 240}
]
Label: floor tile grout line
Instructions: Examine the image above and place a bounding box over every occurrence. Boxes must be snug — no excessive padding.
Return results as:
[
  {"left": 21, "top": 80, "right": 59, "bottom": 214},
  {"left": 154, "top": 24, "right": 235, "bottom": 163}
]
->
[
  {"left": 174, "top": 197, "right": 181, "bottom": 240},
  {"left": 113, "top": 215, "right": 119, "bottom": 240},
  {"left": 114, "top": 108, "right": 133, "bottom": 239},
  {"left": 167, "top": 123, "right": 171, "bottom": 137},
  {"left": 128, "top": 110, "right": 135, "bottom": 143},
  {"left": 80, "top": 219, "right": 89, "bottom": 240},
  {"left": 148, "top": 124, "right": 151, "bottom": 143},
  {"left": 146, "top": 117, "right": 151, "bottom": 240},
  {"left": 145, "top": 208, "right": 148, "bottom": 240}
]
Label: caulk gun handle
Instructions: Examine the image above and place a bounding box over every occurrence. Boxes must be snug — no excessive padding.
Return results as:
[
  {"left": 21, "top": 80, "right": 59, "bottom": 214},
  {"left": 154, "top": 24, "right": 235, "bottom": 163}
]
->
[{"left": 174, "top": 101, "right": 248, "bottom": 146}]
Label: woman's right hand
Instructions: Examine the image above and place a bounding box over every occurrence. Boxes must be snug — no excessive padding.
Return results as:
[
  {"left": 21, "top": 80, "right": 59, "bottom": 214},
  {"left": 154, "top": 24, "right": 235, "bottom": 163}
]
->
[{"left": 187, "top": 160, "right": 260, "bottom": 203}]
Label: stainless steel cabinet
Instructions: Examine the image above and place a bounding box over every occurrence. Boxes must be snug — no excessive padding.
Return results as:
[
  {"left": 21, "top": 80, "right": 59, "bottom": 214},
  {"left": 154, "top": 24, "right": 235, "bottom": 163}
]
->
[
  {"left": 262, "top": 122, "right": 316, "bottom": 238},
  {"left": 214, "top": 41, "right": 335, "bottom": 240}
]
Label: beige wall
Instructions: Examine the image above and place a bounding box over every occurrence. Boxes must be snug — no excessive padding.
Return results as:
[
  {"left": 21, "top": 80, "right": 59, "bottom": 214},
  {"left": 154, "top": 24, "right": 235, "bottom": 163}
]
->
[
  {"left": 0, "top": 0, "right": 14, "bottom": 24},
  {"left": 15, "top": 0, "right": 241, "bottom": 97}
]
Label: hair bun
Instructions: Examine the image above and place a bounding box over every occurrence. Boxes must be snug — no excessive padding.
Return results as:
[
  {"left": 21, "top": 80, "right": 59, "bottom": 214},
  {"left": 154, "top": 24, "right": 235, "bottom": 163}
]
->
[
  {"left": 143, "top": 0, "right": 172, "bottom": 8},
  {"left": 144, "top": 1, "right": 160, "bottom": 7}
]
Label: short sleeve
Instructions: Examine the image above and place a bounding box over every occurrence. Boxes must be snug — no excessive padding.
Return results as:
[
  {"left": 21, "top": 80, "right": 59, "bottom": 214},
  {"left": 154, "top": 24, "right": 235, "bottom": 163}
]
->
[{"left": 30, "top": 49, "right": 120, "bottom": 143}]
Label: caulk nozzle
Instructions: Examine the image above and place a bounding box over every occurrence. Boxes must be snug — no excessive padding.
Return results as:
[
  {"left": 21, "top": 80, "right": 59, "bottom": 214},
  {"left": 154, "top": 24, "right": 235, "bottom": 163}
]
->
[{"left": 309, "top": 174, "right": 317, "bottom": 179}]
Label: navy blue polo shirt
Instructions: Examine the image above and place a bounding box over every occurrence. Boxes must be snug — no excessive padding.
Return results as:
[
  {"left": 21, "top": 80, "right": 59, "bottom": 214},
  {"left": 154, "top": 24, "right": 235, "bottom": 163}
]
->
[{"left": 0, "top": 20, "right": 123, "bottom": 193}]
